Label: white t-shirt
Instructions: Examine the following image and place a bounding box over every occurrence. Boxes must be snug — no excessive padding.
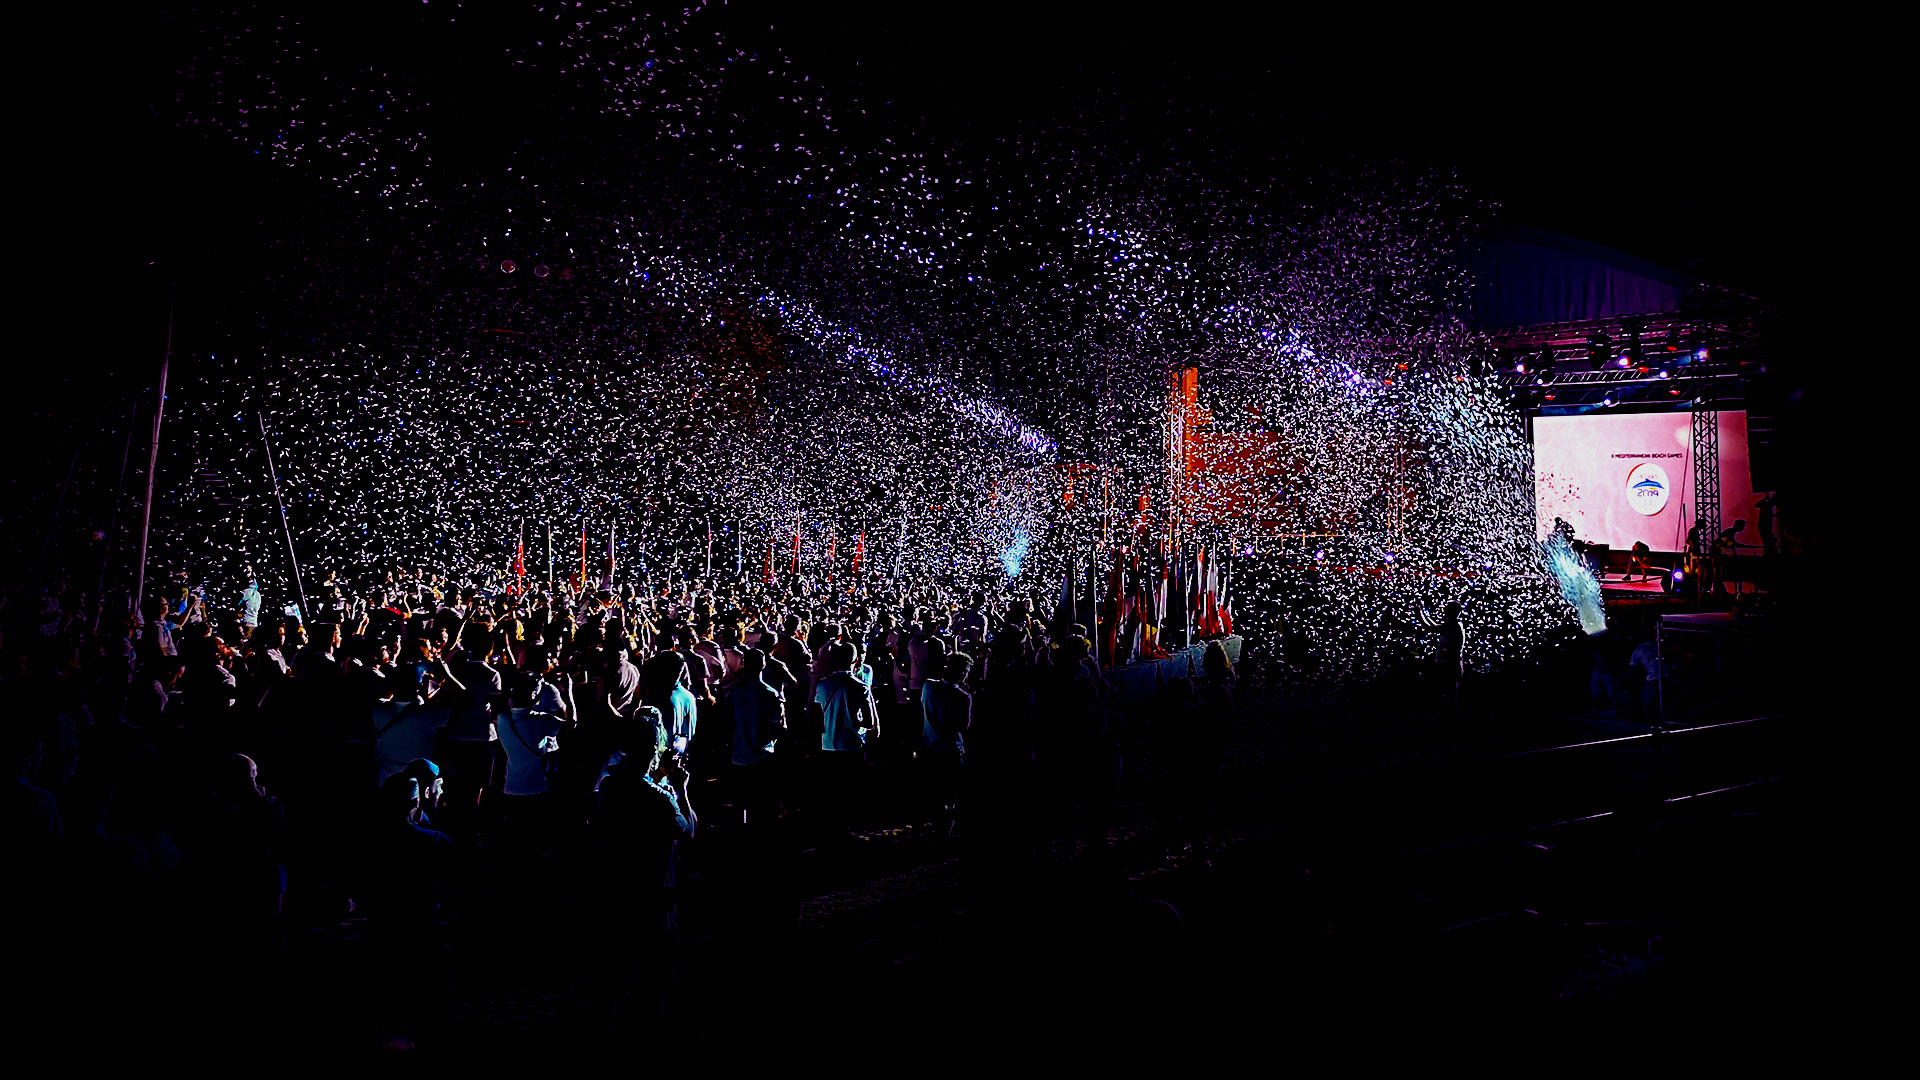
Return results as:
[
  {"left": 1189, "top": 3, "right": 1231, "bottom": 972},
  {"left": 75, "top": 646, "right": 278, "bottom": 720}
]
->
[{"left": 498, "top": 708, "right": 564, "bottom": 795}]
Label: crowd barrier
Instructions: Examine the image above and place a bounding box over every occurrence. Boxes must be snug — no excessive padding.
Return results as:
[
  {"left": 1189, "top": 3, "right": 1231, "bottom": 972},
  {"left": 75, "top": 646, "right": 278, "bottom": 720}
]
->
[{"left": 1107, "top": 635, "right": 1243, "bottom": 704}]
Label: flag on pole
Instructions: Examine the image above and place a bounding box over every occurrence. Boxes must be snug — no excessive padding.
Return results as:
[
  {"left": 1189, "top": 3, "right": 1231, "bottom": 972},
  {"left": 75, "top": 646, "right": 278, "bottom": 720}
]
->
[
  {"left": 827, "top": 530, "right": 837, "bottom": 579},
  {"left": 764, "top": 537, "right": 776, "bottom": 583},
  {"left": 851, "top": 531, "right": 865, "bottom": 577},
  {"left": 1139, "top": 552, "right": 1170, "bottom": 660},
  {"left": 1053, "top": 557, "right": 1077, "bottom": 635},
  {"left": 791, "top": 513, "right": 802, "bottom": 576},
  {"left": 579, "top": 519, "right": 588, "bottom": 590},
  {"left": 1219, "top": 552, "right": 1235, "bottom": 636},
  {"left": 514, "top": 521, "right": 525, "bottom": 591},
  {"left": 1102, "top": 548, "right": 1124, "bottom": 667}
]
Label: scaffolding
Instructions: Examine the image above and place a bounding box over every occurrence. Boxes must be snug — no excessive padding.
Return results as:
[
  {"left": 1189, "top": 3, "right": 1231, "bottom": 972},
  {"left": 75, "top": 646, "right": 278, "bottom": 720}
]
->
[{"left": 1691, "top": 396, "right": 1720, "bottom": 547}]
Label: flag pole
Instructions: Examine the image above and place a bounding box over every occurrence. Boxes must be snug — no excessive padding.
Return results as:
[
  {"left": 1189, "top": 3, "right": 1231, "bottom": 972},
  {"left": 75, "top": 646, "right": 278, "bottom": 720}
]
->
[
  {"left": 134, "top": 303, "right": 173, "bottom": 618},
  {"left": 258, "top": 412, "right": 310, "bottom": 625}
]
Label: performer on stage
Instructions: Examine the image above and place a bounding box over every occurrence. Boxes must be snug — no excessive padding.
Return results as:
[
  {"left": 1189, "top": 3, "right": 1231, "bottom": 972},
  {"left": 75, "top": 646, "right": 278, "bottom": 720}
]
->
[
  {"left": 1755, "top": 494, "right": 1779, "bottom": 557},
  {"left": 1625, "top": 541, "right": 1653, "bottom": 583},
  {"left": 1712, "top": 519, "right": 1757, "bottom": 594}
]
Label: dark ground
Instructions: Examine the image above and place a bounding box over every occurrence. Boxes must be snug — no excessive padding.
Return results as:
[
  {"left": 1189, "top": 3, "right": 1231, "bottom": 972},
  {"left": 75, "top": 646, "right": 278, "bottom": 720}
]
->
[{"left": 182, "top": 656, "right": 1794, "bottom": 1058}]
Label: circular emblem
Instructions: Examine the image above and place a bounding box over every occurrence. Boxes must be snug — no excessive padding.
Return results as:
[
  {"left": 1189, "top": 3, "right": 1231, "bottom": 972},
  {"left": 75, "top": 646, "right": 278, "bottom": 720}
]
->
[{"left": 1625, "top": 462, "right": 1671, "bottom": 516}]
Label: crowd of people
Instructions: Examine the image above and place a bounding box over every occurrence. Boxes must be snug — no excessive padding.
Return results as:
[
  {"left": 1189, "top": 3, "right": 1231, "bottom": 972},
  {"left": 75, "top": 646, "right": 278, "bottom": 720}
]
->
[{"left": 5, "top": 560, "right": 1240, "bottom": 1046}]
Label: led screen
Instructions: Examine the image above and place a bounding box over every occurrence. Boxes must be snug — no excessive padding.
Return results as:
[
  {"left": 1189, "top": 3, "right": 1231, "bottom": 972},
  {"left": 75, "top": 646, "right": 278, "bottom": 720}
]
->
[{"left": 1533, "top": 410, "right": 1756, "bottom": 551}]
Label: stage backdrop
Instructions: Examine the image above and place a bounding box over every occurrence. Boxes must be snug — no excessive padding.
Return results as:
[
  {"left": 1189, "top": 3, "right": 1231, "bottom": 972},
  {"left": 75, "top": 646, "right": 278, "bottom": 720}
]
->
[{"left": 1533, "top": 410, "right": 1757, "bottom": 551}]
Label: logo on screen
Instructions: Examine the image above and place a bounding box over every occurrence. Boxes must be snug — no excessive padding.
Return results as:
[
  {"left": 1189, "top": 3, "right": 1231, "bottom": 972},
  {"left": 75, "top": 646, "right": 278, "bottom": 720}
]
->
[{"left": 1625, "top": 462, "right": 1670, "bottom": 516}]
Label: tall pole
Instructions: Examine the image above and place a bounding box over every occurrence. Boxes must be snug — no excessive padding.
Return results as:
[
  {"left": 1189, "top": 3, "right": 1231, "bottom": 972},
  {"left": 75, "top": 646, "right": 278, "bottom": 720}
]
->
[
  {"left": 258, "top": 412, "right": 310, "bottom": 624},
  {"left": 134, "top": 304, "right": 173, "bottom": 617}
]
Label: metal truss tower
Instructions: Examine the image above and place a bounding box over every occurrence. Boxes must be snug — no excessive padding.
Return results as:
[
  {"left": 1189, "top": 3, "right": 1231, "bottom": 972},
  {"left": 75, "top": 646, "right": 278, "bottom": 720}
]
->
[{"left": 1691, "top": 396, "right": 1720, "bottom": 547}]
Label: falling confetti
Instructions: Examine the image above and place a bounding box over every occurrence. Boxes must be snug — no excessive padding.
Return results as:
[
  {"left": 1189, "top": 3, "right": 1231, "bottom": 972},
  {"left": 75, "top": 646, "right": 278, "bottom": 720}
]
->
[{"left": 136, "top": 3, "right": 1583, "bottom": 681}]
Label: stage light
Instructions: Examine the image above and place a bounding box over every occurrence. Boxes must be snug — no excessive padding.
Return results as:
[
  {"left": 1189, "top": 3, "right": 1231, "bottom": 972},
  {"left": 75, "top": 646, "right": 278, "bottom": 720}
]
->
[
  {"left": 1514, "top": 359, "right": 1528, "bottom": 374},
  {"left": 1587, "top": 333, "right": 1612, "bottom": 370},
  {"left": 501, "top": 260, "right": 517, "bottom": 273},
  {"left": 1314, "top": 549, "right": 1326, "bottom": 561},
  {"left": 1657, "top": 369, "right": 1671, "bottom": 379},
  {"left": 1384, "top": 552, "right": 1395, "bottom": 564},
  {"left": 1601, "top": 392, "right": 1616, "bottom": 407},
  {"left": 1534, "top": 374, "right": 1548, "bottom": 386},
  {"left": 1616, "top": 353, "right": 1633, "bottom": 368},
  {"left": 1696, "top": 347, "right": 1710, "bottom": 360},
  {"left": 534, "top": 264, "right": 551, "bottom": 278}
]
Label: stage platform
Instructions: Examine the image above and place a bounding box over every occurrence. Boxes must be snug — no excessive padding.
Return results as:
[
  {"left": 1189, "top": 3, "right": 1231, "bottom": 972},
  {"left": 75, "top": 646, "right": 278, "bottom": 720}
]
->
[{"left": 1598, "top": 573, "right": 1668, "bottom": 594}]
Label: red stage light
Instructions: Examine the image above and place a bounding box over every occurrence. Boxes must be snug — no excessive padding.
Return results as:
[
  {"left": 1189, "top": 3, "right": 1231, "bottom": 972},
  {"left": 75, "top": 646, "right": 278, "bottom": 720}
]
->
[{"left": 501, "top": 260, "right": 517, "bottom": 273}]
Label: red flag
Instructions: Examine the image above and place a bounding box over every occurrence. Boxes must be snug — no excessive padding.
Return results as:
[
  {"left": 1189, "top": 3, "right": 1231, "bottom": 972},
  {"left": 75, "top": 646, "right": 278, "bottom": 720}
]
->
[
  {"left": 827, "top": 531, "right": 837, "bottom": 579},
  {"left": 514, "top": 523, "right": 525, "bottom": 580},
  {"left": 791, "top": 513, "right": 801, "bottom": 575},
  {"left": 1102, "top": 548, "right": 1124, "bottom": 666},
  {"left": 764, "top": 538, "right": 776, "bottom": 583},
  {"left": 851, "top": 531, "right": 865, "bottom": 577}
]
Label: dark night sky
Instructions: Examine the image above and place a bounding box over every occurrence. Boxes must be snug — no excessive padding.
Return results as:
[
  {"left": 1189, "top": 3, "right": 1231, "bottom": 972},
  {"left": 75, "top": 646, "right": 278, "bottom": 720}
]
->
[{"left": 739, "top": 8, "right": 1811, "bottom": 299}]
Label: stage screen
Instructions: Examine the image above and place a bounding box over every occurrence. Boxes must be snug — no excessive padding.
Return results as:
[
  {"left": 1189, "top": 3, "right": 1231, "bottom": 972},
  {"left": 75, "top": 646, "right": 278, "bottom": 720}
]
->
[{"left": 1533, "top": 410, "right": 1757, "bottom": 552}]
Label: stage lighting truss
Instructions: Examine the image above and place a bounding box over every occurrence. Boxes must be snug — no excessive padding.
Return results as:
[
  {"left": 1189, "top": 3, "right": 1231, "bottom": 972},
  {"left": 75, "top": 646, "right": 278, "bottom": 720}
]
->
[{"left": 1490, "top": 309, "right": 1763, "bottom": 410}]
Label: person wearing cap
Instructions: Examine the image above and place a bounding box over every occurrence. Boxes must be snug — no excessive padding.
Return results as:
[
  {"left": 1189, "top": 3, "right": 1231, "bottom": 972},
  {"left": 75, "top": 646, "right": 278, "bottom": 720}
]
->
[{"left": 396, "top": 758, "right": 445, "bottom": 828}]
